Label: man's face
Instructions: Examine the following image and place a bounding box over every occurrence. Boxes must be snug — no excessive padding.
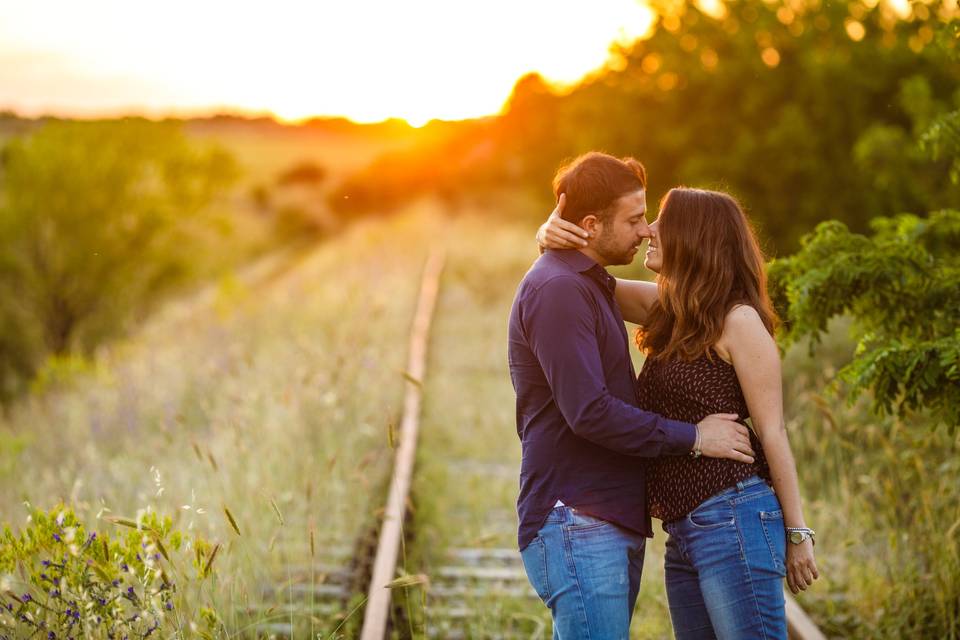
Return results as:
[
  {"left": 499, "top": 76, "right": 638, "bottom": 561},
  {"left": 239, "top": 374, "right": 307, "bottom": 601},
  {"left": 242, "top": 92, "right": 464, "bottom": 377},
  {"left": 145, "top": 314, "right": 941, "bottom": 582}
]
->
[{"left": 592, "top": 190, "right": 650, "bottom": 266}]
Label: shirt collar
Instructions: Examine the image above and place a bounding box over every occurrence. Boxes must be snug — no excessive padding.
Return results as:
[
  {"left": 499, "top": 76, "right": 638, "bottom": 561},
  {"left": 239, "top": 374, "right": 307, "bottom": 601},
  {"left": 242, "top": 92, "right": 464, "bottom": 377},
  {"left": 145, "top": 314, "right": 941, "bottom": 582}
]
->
[
  {"left": 547, "top": 248, "right": 617, "bottom": 295},
  {"left": 547, "top": 248, "right": 599, "bottom": 273}
]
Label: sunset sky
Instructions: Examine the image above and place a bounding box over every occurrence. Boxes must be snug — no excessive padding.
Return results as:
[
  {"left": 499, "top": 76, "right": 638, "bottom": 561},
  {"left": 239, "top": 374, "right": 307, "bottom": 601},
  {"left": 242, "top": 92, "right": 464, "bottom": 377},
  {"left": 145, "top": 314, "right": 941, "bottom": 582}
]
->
[{"left": 0, "top": 0, "right": 658, "bottom": 126}]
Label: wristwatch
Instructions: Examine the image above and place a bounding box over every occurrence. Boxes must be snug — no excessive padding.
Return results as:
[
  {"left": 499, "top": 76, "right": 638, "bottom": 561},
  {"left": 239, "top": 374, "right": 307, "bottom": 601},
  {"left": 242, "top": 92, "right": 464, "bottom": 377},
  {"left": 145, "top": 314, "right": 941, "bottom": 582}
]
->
[{"left": 786, "top": 527, "right": 816, "bottom": 546}]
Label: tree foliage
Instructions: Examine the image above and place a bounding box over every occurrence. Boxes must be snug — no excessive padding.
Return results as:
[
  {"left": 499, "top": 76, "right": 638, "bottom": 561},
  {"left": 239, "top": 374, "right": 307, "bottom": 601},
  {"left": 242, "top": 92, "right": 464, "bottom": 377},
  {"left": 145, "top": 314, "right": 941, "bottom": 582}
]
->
[
  {"left": 332, "top": 0, "right": 959, "bottom": 254},
  {"left": 770, "top": 210, "right": 960, "bottom": 428},
  {"left": 0, "top": 120, "right": 237, "bottom": 397}
]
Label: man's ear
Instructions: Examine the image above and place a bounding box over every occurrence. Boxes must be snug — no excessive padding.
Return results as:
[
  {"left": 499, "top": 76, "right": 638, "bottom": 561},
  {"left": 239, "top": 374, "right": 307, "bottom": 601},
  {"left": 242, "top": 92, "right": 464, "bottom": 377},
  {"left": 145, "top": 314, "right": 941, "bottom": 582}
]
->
[{"left": 580, "top": 214, "right": 601, "bottom": 236}]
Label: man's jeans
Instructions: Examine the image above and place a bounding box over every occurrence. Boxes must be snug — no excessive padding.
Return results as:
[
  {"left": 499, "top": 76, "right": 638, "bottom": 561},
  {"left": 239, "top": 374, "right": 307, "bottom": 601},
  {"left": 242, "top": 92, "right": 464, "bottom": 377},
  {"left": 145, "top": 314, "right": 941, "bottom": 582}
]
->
[
  {"left": 663, "top": 475, "right": 788, "bottom": 639},
  {"left": 520, "top": 506, "right": 646, "bottom": 639}
]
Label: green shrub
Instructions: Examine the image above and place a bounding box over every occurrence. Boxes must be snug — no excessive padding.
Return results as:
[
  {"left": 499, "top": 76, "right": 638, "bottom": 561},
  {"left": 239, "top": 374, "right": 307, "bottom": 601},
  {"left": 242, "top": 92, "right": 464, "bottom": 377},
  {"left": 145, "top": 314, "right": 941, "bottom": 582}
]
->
[{"left": 0, "top": 505, "right": 220, "bottom": 640}]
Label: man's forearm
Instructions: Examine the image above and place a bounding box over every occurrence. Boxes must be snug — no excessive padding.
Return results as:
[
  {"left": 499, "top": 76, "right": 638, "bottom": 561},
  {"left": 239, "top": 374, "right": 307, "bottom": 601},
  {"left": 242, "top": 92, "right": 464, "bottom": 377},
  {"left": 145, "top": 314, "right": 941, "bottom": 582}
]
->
[{"left": 564, "top": 393, "right": 697, "bottom": 457}]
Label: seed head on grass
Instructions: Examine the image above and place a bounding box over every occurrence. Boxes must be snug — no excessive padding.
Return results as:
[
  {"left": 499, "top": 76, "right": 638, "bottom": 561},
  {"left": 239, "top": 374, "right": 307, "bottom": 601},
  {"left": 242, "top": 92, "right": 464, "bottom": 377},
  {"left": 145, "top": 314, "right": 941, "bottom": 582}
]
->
[
  {"left": 401, "top": 371, "right": 422, "bottom": 388},
  {"left": 223, "top": 507, "right": 241, "bottom": 536},
  {"left": 385, "top": 574, "right": 429, "bottom": 589},
  {"left": 269, "top": 499, "right": 284, "bottom": 526},
  {"left": 201, "top": 544, "right": 220, "bottom": 579}
]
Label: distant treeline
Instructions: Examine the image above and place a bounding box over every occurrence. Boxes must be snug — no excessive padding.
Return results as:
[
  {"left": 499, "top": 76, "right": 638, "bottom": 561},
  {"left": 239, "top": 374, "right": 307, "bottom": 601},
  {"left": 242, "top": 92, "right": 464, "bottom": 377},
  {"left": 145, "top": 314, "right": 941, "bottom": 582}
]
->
[{"left": 330, "top": 0, "right": 960, "bottom": 254}]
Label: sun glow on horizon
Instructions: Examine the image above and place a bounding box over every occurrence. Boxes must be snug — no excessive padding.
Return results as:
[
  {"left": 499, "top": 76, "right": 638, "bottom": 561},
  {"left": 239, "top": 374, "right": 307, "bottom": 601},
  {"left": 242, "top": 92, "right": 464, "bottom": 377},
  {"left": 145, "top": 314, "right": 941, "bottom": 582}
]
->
[{"left": 0, "top": 0, "right": 654, "bottom": 125}]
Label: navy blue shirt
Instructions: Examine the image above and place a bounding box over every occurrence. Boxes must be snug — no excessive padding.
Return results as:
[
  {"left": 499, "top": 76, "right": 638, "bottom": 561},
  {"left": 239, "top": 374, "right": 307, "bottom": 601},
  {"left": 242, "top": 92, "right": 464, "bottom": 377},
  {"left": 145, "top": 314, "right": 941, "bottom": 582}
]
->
[{"left": 508, "top": 249, "right": 698, "bottom": 550}]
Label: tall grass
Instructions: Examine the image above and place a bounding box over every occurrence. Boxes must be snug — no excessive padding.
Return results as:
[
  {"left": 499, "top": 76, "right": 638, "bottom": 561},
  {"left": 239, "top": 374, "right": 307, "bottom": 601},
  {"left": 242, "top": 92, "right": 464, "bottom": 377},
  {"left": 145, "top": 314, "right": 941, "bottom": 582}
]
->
[
  {"left": 1, "top": 201, "right": 955, "bottom": 638},
  {"left": 0, "top": 208, "right": 436, "bottom": 635},
  {"left": 781, "top": 323, "right": 960, "bottom": 639}
]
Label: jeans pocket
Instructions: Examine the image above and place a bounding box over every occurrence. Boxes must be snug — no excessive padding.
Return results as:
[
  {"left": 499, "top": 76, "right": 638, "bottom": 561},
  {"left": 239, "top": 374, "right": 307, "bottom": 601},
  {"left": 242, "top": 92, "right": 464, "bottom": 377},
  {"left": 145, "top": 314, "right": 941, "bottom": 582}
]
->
[
  {"left": 687, "top": 500, "right": 735, "bottom": 529},
  {"left": 520, "top": 535, "right": 551, "bottom": 602},
  {"left": 566, "top": 509, "right": 614, "bottom": 533},
  {"left": 759, "top": 509, "right": 787, "bottom": 576}
]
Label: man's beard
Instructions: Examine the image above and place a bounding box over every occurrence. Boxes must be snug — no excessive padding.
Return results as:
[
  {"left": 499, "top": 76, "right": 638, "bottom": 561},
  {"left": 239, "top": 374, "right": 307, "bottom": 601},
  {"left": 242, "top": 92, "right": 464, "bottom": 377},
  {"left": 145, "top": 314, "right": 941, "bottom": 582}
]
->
[{"left": 594, "top": 229, "right": 635, "bottom": 266}]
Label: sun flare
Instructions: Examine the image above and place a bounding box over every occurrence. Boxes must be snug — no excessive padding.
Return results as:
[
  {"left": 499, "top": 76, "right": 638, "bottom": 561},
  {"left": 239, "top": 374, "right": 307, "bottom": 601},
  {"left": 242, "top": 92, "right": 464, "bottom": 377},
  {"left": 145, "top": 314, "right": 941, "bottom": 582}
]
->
[{"left": 0, "top": 0, "right": 654, "bottom": 124}]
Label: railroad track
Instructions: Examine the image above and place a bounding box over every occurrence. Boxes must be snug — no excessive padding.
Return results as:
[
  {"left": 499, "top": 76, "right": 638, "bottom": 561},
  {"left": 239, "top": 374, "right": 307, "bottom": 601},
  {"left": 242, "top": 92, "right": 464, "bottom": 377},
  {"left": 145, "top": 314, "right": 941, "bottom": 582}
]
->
[{"left": 254, "top": 249, "right": 826, "bottom": 640}]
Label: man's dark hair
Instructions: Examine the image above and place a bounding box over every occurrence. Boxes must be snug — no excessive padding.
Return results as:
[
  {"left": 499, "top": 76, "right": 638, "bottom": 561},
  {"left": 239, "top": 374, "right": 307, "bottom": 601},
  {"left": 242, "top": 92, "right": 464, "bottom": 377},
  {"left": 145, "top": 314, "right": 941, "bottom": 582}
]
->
[{"left": 552, "top": 152, "right": 647, "bottom": 224}]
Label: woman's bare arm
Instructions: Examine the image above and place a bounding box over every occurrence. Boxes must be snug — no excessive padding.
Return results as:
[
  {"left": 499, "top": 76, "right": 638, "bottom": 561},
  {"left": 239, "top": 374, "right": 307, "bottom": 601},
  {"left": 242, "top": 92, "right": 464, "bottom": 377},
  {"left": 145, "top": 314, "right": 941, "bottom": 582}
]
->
[
  {"left": 717, "top": 305, "right": 820, "bottom": 595},
  {"left": 614, "top": 278, "right": 658, "bottom": 325}
]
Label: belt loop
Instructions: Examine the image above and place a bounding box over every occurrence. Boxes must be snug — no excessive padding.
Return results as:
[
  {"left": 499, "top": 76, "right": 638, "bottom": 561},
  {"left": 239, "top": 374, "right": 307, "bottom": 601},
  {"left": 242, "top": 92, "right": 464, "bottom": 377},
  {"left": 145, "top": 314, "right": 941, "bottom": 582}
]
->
[{"left": 736, "top": 478, "right": 746, "bottom": 492}]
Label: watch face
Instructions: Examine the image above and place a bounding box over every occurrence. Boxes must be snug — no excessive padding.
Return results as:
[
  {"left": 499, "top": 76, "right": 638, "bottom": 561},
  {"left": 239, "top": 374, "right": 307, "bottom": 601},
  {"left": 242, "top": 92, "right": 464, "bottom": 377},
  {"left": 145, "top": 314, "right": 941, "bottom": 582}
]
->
[{"left": 790, "top": 531, "right": 803, "bottom": 544}]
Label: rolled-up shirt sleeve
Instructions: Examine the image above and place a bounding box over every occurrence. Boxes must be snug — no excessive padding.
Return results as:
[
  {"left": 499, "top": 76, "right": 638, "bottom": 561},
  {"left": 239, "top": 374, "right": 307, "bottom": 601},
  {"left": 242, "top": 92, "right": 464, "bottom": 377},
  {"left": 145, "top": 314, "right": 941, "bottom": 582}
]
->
[{"left": 522, "top": 275, "right": 697, "bottom": 456}]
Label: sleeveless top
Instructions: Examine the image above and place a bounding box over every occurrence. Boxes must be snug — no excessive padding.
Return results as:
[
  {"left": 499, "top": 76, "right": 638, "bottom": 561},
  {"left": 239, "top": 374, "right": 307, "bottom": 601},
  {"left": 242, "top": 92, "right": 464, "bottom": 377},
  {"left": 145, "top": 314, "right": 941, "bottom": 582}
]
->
[{"left": 636, "top": 348, "right": 771, "bottom": 523}]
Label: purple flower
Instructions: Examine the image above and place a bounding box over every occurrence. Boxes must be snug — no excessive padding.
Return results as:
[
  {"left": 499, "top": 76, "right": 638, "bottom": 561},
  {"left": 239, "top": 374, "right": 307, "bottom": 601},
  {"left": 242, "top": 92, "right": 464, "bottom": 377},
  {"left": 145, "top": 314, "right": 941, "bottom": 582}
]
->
[
  {"left": 126, "top": 587, "right": 135, "bottom": 597},
  {"left": 52, "top": 534, "right": 61, "bottom": 543},
  {"left": 41, "top": 560, "right": 50, "bottom": 567},
  {"left": 111, "top": 579, "right": 119, "bottom": 587},
  {"left": 50, "top": 589, "right": 60, "bottom": 598},
  {"left": 165, "top": 602, "right": 173, "bottom": 611},
  {"left": 21, "top": 594, "right": 31, "bottom": 602},
  {"left": 47, "top": 632, "right": 55, "bottom": 640}
]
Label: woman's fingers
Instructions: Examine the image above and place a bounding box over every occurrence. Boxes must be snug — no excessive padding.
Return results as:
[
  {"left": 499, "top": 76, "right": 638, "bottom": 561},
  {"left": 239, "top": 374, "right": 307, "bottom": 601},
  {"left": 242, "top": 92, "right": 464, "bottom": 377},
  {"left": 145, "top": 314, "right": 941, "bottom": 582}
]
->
[
  {"left": 551, "top": 219, "right": 589, "bottom": 244},
  {"left": 550, "top": 228, "right": 587, "bottom": 248},
  {"left": 786, "top": 572, "right": 798, "bottom": 594},
  {"left": 793, "top": 567, "right": 809, "bottom": 590}
]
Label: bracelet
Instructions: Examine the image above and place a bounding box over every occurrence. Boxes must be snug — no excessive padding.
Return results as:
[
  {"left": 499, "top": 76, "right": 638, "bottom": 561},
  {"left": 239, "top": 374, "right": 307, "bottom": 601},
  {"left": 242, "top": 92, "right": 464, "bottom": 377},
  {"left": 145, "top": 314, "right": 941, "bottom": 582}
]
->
[{"left": 690, "top": 425, "right": 702, "bottom": 458}]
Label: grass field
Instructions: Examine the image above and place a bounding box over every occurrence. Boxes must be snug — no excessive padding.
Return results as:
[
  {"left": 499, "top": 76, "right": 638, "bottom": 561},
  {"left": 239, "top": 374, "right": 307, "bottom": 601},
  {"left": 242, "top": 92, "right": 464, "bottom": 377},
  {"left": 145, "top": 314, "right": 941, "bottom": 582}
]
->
[
  {"left": 1, "top": 200, "right": 957, "bottom": 638},
  {"left": 0, "top": 206, "right": 434, "bottom": 636}
]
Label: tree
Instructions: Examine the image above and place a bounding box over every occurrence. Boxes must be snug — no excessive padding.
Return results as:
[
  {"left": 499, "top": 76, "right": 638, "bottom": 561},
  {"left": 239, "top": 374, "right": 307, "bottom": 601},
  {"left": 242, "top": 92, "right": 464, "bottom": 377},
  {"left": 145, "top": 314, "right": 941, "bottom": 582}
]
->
[
  {"left": 0, "top": 119, "right": 237, "bottom": 395},
  {"left": 770, "top": 95, "right": 960, "bottom": 428},
  {"left": 769, "top": 210, "right": 960, "bottom": 428}
]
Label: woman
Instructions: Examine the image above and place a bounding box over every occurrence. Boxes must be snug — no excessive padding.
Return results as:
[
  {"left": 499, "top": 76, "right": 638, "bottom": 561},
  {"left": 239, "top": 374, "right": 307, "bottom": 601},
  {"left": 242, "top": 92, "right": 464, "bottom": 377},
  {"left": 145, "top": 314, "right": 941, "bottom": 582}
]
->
[{"left": 537, "top": 187, "right": 818, "bottom": 639}]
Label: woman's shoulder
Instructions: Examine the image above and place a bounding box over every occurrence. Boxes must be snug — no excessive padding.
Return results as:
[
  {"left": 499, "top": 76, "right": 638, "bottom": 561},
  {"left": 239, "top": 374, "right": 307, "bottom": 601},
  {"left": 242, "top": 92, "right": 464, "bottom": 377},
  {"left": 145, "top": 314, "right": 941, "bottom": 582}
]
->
[
  {"left": 714, "top": 304, "right": 769, "bottom": 362},
  {"left": 724, "top": 304, "right": 764, "bottom": 329}
]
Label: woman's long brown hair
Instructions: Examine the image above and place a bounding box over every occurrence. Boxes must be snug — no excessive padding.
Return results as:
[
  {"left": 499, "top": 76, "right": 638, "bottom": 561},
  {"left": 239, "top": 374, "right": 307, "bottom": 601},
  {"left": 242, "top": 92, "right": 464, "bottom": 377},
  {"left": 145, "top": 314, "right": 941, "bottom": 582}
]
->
[{"left": 636, "top": 188, "right": 778, "bottom": 361}]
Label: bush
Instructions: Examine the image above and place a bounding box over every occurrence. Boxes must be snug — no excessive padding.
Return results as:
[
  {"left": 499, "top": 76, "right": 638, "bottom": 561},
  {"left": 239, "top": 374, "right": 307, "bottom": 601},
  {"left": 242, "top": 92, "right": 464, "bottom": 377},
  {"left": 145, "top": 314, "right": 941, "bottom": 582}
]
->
[{"left": 0, "top": 505, "right": 221, "bottom": 640}]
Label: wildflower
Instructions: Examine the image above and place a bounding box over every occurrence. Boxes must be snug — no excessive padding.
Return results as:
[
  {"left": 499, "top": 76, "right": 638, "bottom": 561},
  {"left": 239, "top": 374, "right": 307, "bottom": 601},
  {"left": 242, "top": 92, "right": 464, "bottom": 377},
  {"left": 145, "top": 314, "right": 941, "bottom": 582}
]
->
[
  {"left": 52, "top": 534, "right": 61, "bottom": 543},
  {"left": 21, "top": 594, "right": 31, "bottom": 602},
  {"left": 41, "top": 560, "right": 50, "bottom": 567},
  {"left": 165, "top": 603, "right": 173, "bottom": 611},
  {"left": 126, "top": 587, "right": 135, "bottom": 598},
  {"left": 47, "top": 632, "right": 55, "bottom": 640},
  {"left": 112, "top": 579, "right": 119, "bottom": 587}
]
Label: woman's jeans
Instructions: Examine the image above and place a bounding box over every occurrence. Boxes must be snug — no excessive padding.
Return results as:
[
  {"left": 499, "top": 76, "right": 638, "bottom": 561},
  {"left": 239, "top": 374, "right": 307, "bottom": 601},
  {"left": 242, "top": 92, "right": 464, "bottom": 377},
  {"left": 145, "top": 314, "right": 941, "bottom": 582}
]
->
[
  {"left": 663, "top": 475, "right": 788, "bottom": 640},
  {"left": 520, "top": 506, "right": 646, "bottom": 639}
]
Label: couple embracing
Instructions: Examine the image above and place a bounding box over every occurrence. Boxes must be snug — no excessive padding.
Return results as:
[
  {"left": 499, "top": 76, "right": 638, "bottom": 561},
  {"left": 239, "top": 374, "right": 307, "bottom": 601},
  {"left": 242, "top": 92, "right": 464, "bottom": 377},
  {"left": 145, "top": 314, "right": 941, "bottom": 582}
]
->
[{"left": 507, "top": 152, "right": 819, "bottom": 639}]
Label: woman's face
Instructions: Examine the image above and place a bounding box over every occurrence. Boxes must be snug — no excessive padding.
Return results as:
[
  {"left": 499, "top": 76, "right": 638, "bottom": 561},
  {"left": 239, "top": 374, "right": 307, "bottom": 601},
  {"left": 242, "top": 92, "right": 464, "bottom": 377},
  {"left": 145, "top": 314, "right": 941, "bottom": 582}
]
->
[{"left": 644, "top": 214, "right": 663, "bottom": 273}]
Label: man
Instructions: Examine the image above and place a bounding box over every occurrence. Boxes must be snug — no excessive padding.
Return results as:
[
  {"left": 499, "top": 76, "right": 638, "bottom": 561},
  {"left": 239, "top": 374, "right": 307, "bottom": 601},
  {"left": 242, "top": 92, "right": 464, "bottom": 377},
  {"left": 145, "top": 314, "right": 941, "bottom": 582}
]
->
[{"left": 507, "top": 152, "right": 755, "bottom": 638}]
